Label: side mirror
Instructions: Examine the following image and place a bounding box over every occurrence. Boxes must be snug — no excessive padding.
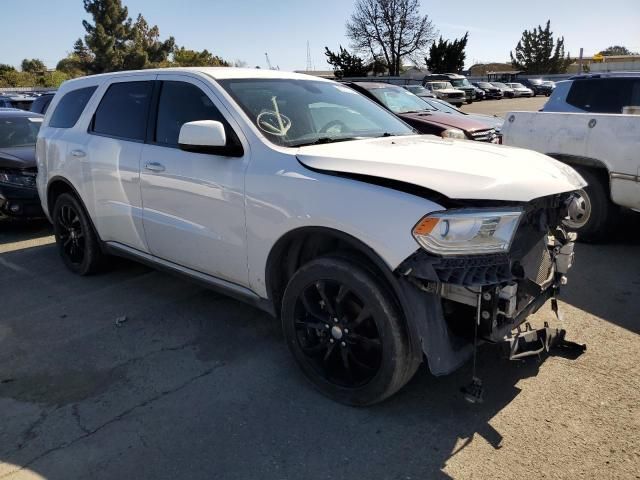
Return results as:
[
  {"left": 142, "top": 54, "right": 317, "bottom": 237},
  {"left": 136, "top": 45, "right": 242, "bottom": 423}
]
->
[{"left": 178, "top": 120, "right": 243, "bottom": 157}]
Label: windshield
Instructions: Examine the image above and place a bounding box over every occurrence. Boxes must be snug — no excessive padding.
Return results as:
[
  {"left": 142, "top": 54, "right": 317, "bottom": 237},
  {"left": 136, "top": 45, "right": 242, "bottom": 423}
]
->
[
  {"left": 478, "top": 82, "right": 493, "bottom": 88},
  {"left": 450, "top": 78, "right": 471, "bottom": 88},
  {"left": 423, "top": 98, "right": 462, "bottom": 115},
  {"left": 368, "top": 86, "right": 437, "bottom": 114},
  {"left": 491, "top": 82, "right": 508, "bottom": 88},
  {"left": 510, "top": 83, "right": 525, "bottom": 88},
  {"left": 405, "top": 85, "right": 429, "bottom": 95},
  {"left": 427, "top": 82, "right": 453, "bottom": 90},
  {"left": 0, "top": 116, "right": 41, "bottom": 148},
  {"left": 217, "top": 79, "right": 414, "bottom": 147}
]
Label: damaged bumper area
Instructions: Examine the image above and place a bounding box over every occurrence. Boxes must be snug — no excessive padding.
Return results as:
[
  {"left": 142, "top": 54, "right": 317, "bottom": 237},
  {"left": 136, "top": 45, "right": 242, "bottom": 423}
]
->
[{"left": 395, "top": 194, "right": 578, "bottom": 376}]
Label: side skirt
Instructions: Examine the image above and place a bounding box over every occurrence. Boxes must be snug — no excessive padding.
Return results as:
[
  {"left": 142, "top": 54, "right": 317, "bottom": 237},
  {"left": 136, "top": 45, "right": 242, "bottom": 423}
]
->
[{"left": 104, "top": 242, "right": 276, "bottom": 317}]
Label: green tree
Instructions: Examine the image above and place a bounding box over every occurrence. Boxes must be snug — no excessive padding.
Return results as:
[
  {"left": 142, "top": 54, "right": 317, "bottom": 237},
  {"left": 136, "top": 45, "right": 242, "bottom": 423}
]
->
[
  {"left": 324, "top": 46, "right": 369, "bottom": 77},
  {"left": 80, "top": 0, "right": 177, "bottom": 72},
  {"left": 124, "top": 14, "right": 175, "bottom": 69},
  {"left": 598, "top": 45, "right": 638, "bottom": 56},
  {"left": 510, "top": 20, "right": 571, "bottom": 74},
  {"left": 0, "top": 70, "right": 37, "bottom": 87},
  {"left": 81, "top": 0, "right": 132, "bottom": 73},
  {"left": 425, "top": 33, "right": 469, "bottom": 73},
  {"left": 0, "top": 64, "right": 16, "bottom": 75},
  {"left": 41, "top": 71, "right": 70, "bottom": 88},
  {"left": 172, "top": 47, "right": 229, "bottom": 67},
  {"left": 21, "top": 58, "right": 46, "bottom": 73},
  {"left": 346, "top": 0, "right": 436, "bottom": 76}
]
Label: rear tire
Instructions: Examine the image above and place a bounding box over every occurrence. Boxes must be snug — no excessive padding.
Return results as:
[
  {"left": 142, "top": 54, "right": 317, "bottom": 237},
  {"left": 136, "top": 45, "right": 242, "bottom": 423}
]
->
[
  {"left": 563, "top": 167, "right": 618, "bottom": 242},
  {"left": 281, "top": 256, "right": 418, "bottom": 406},
  {"left": 52, "top": 193, "right": 104, "bottom": 275}
]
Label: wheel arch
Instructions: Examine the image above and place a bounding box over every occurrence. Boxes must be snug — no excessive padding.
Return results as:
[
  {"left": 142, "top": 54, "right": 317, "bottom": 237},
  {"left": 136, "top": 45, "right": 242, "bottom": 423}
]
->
[
  {"left": 265, "top": 226, "right": 422, "bottom": 352},
  {"left": 47, "top": 176, "right": 103, "bottom": 245},
  {"left": 545, "top": 153, "right": 612, "bottom": 199}
]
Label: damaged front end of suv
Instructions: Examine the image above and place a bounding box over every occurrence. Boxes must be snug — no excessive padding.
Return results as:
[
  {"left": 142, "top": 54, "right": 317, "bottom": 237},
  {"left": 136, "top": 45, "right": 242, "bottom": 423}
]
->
[{"left": 395, "top": 193, "right": 582, "bottom": 382}]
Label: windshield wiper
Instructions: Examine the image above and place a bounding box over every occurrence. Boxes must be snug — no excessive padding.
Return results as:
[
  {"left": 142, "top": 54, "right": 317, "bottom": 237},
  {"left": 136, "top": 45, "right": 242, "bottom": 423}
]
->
[{"left": 291, "top": 137, "right": 361, "bottom": 147}]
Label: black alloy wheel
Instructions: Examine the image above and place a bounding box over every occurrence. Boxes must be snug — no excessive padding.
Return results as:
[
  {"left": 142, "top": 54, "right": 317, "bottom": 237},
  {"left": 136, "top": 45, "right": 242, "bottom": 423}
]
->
[
  {"left": 293, "top": 278, "right": 383, "bottom": 388},
  {"left": 57, "top": 203, "right": 85, "bottom": 265},
  {"left": 53, "top": 193, "right": 104, "bottom": 275},
  {"left": 282, "top": 257, "right": 420, "bottom": 406}
]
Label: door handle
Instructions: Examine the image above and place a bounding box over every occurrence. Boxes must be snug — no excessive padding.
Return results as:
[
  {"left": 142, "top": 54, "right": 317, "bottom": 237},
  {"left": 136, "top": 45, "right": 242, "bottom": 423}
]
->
[
  {"left": 70, "top": 149, "right": 86, "bottom": 158},
  {"left": 144, "top": 162, "right": 165, "bottom": 172}
]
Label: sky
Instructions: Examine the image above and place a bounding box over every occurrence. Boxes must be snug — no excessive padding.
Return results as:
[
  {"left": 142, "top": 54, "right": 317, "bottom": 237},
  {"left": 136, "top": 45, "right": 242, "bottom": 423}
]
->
[{"left": 1, "top": 0, "right": 639, "bottom": 71}]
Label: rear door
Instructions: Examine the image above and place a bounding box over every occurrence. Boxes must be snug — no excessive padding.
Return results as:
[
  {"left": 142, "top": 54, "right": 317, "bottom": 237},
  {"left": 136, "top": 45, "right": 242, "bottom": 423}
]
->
[
  {"left": 85, "top": 75, "right": 156, "bottom": 251},
  {"left": 139, "top": 73, "right": 250, "bottom": 286}
]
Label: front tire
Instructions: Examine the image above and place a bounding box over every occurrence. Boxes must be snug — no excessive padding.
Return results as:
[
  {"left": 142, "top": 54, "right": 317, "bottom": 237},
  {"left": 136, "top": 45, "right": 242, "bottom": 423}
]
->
[
  {"left": 563, "top": 167, "right": 618, "bottom": 242},
  {"left": 52, "top": 193, "right": 104, "bottom": 275},
  {"left": 281, "top": 257, "right": 418, "bottom": 406}
]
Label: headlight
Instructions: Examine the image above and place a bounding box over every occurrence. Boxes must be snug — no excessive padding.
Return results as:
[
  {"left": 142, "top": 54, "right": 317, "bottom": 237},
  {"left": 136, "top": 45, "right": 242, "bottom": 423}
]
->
[
  {"left": 412, "top": 209, "right": 523, "bottom": 255},
  {"left": 0, "top": 170, "right": 36, "bottom": 188},
  {"left": 441, "top": 128, "right": 466, "bottom": 140}
]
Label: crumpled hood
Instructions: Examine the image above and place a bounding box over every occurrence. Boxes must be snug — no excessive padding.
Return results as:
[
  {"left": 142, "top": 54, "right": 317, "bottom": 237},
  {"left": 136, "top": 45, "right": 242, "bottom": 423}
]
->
[
  {"left": 296, "top": 135, "right": 585, "bottom": 202},
  {"left": 0, "top": 146, "right": 36, "bottom": 169},
  {"left": 400, "top": 110, "right": 491, "bottom": 132}
]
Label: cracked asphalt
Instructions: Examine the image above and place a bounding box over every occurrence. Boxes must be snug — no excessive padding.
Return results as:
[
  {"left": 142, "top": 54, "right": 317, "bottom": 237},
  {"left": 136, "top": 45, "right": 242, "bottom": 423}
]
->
[
  {"left": 1, "top": 201, "right": 639, "bottom": 477},
  {"left": 1, "top": 215, "right": 639, "bottom": 480}
]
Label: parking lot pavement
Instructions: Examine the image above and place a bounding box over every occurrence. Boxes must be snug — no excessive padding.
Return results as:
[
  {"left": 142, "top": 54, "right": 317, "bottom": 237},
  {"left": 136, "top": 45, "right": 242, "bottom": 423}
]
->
[
  {"left": 460, "top": 96, "right": 548, "bottom": 117},
  {"left": 1, "top": 216, "right": 640, "bottom": 479}
]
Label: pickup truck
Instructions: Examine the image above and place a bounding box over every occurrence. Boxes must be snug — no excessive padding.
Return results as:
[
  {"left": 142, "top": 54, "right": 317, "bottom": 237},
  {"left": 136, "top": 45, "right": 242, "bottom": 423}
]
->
[{"left": 502, "top": 111, "right": 640, "bottom": 241}]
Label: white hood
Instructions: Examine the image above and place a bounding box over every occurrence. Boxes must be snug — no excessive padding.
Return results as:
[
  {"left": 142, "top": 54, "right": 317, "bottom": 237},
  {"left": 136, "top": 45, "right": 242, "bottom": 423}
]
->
[{"left": 296, "top": 135, "right": 585, "bottom": 202}]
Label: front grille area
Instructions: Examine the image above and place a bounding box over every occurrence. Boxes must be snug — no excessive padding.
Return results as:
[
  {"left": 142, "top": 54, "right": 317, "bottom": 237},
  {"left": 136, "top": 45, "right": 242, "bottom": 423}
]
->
[
  {"left": 469, "top": 129, "right": 496, "bottom": 142},
  {"left": 433, "top": 254, "right": 512, "bottom": 286},
  {"left": 448, "top": 92, "right": 464, "bottom": 99}
]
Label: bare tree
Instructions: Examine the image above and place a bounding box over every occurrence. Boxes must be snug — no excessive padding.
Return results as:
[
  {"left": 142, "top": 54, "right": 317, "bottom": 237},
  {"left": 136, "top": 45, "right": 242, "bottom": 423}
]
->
[{"left": 346, "top": 0, "right": 436, "bottom": 76}]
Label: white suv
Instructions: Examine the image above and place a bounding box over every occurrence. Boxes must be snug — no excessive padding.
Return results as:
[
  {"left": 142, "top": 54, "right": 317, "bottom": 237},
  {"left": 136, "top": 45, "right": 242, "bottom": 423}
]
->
[{"left": 37, "top": 68, "right": 584, "bottom": 405}]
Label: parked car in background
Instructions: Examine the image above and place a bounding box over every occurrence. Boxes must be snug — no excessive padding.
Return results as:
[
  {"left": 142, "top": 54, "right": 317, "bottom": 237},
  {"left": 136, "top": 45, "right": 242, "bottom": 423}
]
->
[
  {"left": 473, "top": 82, "right": 503, "bottom": 99},
  {"left": 422, "top": 81, "right": 465, "bottom": 106},
  {"left": 0, "top": 109, "right": 43, "bottom": 218},
  {"left": 520, "top": 78, "right": 554, "bottom": 97},
  {"left": 503, "top": 109, "right": 639, "bottom": 241},
  {"left": 37, "top": 68, "right": 582, "bottom": 405},
  {"left": 421, "top": 97, "right": 504, "bottom": 136},
  {"left": 490, "top": 82, "right": 515, "bottom": 98},
  {"left": 346, "top": 82, "right": 499, "bottom": 142},
  {"left": 471, "top": 84, "right": 485, "bottom": 100},
  {"left": 542, "top": 73, "right": 640, "bottom": 114},
  {"left": 0, "top": 94, "right": 36, "bottom": 111},
  {"left": 423, "top": 73, "right": 475, "bottom": 103},
  {"left": 30, "top": 92, "right": 56, "bottom": 115},
  {"left": 505, "top": 83, "right": 534, "bottom": 97},
  {"left": 402, "top": 84, "right": 436, "bottom": 99}
]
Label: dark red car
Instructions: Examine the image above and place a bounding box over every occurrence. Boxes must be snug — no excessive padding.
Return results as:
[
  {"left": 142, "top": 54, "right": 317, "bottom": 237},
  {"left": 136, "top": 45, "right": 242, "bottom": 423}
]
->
[{"left": 345, "top": 82, "right": 499, "bottom": 143}]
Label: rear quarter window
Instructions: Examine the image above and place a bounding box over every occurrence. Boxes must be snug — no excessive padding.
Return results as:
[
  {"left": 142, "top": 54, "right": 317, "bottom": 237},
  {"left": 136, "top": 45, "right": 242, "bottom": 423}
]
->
[{"left": 49, "top": 86, "right": 97, "bottom": 128}]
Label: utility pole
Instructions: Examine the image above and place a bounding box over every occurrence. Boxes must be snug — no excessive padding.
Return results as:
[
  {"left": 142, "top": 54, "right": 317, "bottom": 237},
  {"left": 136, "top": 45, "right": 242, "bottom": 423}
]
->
[
  {"left": 306, "top": 41, "right": 313, "bottom": 71},
  {"left": 578, "top": 47, "right": 584, "bottom": 73}
]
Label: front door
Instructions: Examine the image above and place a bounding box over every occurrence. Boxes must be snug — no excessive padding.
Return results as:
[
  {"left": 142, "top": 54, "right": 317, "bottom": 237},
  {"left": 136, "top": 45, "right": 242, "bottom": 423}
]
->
[{"left": 140, "top": 74, "right": 250, "bottom": 286}]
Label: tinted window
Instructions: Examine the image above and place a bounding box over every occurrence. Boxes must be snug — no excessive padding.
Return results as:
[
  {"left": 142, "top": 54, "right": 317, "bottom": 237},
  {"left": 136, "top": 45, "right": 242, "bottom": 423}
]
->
[
  {"left": 0, "top": 116, "right": 42, "bottom": 148},
  {"left": 155, "top": 81, "right": 225, "bottom": 146},
  {"left": 566, "top": 78, "right": 640, "bottom": 113},
  {"left": 92, "top": 81, "right": 152, "bottom": 141},
  {"left": 49, "top": 87, "right": 96, "bottom": 128},
  {"left": 30, "top": 95, "right": 54, "bottom": 115}
]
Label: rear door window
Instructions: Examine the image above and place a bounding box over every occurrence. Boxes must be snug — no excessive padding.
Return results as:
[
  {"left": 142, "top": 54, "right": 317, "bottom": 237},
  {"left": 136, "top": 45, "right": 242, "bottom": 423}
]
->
[
  {"left": 49, "top": 86, "right": 97, "bottom": 128},
  {"left": 92, "top": 81, "right": 153, "bottom": 141}
]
